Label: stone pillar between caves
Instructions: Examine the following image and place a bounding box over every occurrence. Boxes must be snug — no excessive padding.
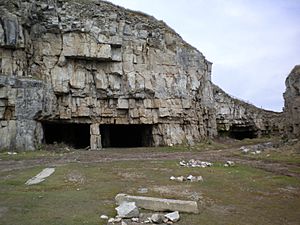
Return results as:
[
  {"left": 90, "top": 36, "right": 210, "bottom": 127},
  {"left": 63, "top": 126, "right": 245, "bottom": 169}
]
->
[{"left": 90, "top": 123, "right": 102, "bottom": 150}]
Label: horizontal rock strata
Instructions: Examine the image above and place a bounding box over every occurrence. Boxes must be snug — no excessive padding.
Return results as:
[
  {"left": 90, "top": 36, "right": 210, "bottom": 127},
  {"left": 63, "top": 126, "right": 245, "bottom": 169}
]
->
[{"left": 0, "top": 0, "right": 216, "bottom": 150}]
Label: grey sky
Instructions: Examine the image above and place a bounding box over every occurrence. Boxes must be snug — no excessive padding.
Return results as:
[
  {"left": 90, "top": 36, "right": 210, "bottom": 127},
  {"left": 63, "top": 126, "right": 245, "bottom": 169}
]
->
[{"left": 108, "top": 0, "right": 300, "bottom": 112}]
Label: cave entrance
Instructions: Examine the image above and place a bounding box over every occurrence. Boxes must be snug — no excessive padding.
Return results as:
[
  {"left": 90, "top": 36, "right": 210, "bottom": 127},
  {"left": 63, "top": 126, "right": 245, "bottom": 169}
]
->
[
  {"left": 229, "top": 125, "right": 257, "bottom": 140},
  {"left": 42, "top": 122, "right": 90, "bottom": 149},
  {"left": 100, "top": 124, "right": 153, "bottom": 148}
]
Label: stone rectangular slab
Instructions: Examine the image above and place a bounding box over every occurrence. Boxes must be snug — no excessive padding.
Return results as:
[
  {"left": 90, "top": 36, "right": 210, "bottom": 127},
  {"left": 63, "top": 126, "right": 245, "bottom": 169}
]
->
[
  {"left": 25, "top": 168, "right": 55, "bottom": 185},
  {"left": 115, "top": 193, "right": 200, "bottom": 214}
]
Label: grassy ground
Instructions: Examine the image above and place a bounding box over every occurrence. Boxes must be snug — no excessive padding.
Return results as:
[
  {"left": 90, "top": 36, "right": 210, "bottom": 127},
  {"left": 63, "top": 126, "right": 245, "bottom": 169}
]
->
[{"left": 0, "top": 138, "right": 299, "bottom": 225}]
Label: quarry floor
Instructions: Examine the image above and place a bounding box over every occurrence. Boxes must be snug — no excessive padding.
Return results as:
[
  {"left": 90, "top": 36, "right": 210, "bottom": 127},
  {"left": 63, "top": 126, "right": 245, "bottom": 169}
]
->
[{"left": 0, "top": 138, "right": 300, "bottom": 225}]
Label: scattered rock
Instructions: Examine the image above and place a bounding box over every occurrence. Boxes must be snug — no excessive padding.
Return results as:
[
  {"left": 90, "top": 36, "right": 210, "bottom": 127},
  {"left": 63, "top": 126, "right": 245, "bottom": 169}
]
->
[
  {"left": 150, "top": 213, "right": 164, "bottom": 224},
  {"left": 108, "top": 218, "right": 115, "bottom": 223},
  {"left": 137, "top": 187, "right": 148, "bottom": 194},
  {"left": 240, "top": 142, "right": 275, "bottom": 155},
  {"left": 115, "top": 201, "right": 139, "bottom": 218},
  {"left": 100, "top": 214, "right": 108, "bottom": 220},
  {"left": 224, "top": 161, "right": 235, "bottom": 167},
  {"left": 25, "top": 168, "right": 55, "bottom": 185},
  {"left": 170, "top": 176, "right": 186, "bottom": 182},
  {"left": 7, "top": 152, "right": 17, "bottom": 155},
  {"left": 187, "top": 175, "right": 203, "bottom": 182},
  {"left": 179, "top": 159, "right": 212, "bottom": 168},
  {"left": 131, "top": 217, "right": 139, "bottom": 222},
  {"left": 164, "top": 211, "right": 180, "bottom": 222},
  {"left": 170, "top": 175, "right": 203, "bottom": 182}
]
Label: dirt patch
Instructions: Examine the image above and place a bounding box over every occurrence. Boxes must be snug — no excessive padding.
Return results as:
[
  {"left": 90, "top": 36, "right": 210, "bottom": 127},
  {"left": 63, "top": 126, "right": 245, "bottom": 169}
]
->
[{"left": 1, "top": 140, "right": 299, "bottom": 179}]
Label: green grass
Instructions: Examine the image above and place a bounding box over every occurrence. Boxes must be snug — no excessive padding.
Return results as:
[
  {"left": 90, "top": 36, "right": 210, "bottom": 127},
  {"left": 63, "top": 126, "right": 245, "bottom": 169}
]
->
[{"left": 0, "top": 158, "right": 300, "bottom": 225}]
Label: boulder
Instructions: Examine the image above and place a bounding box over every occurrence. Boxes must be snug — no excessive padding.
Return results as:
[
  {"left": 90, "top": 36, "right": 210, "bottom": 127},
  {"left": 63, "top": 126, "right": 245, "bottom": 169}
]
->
[
  {"left": 164, "top": 211, "right": 180, "bottom": 222},
  {"left": 115, "top": 201, "right": 139, "bottom": 219}
]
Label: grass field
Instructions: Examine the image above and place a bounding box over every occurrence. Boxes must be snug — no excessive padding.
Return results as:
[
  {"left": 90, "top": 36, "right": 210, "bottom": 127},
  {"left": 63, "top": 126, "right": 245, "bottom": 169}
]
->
[{"left": 0, "top": 138, "right": 299, "bottom": 225}]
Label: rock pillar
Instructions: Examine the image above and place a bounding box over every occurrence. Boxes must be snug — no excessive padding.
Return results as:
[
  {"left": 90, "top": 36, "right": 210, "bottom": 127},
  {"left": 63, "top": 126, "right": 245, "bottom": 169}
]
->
[{"left": 90, "top": 123, "right": 102, "bottom": 150}]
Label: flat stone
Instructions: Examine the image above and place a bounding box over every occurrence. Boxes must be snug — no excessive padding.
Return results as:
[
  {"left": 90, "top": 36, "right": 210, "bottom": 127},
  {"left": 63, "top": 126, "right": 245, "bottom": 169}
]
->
[
  {"left": 25, "top": 168, "right": 55, "bottom": 185},
  {"left": 100, "top": 215, "right": 108, "bottom": 219},
  {"left": 164, "top": 211, "right": 180, "bottom": 222},
  {"left": 115, "top": 193, "right": 200, "bottom": 214}
]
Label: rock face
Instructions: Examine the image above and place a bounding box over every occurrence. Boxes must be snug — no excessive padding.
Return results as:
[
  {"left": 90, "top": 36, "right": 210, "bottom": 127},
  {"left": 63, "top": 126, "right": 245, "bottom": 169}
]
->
[
  {"left": 0, "top": 0, "right": 286, "bottom": 150},
  {"left": 0, "top": 0, "right": 217, "bottom": 150},
  {"left": 283, "top": 65, "right": 300, "bottom": 138},
  {"left": 213, "top": 84, "right": 283, "bottom": 139}
]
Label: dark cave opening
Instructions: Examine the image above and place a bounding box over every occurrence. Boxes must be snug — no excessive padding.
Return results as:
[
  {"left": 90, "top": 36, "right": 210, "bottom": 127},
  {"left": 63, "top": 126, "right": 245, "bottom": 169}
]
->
[
  {"left": 229, "top": 125, "right": 257, "bottom": 140},
  {"left": 100, "top": 124, "right": 153, "bottom": 148},
  {"left": 42, "top": 122, "right": 90, "bottom": 149}
]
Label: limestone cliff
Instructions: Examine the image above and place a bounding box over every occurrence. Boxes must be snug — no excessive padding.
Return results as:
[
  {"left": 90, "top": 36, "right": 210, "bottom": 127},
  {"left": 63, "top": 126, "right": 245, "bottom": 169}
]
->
[
  {"left": 0, "top": 0, "right": 216, "bottom": 150},
  {"left": 213, "top": 85, "right": 283, "bottom": 139},
  {"left": 283, "top": 65, "right": 300, "bottom": 138}
]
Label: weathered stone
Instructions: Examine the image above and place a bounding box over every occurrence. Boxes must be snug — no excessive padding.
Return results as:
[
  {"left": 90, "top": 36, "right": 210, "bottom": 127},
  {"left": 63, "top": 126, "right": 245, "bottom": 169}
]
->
[
  {"left": 118, "top": 98, "right": 129, "bottom": 109},
  {"left": 283, "top": 65, "right": 300, "bottom": 138},
  {"left": 164, "top": 211, "right": 180, "bottom": 222},
  {"left": 213, "top": 84, "right": 283, "bottom": 139},
  {"left": 100, "top": 215, "right": 108, "bottom": 220},
  {"left": 115, "top": 201, "right": 139, "bottom": 218},
  {"left": 0, "top": 0, "right": 289, "bottom": 151},
  {"left": 224, "top": 161, "right": 235, "bottom": 167},
  {"left": 151, "top": 213, "right": 164, "bottom": 224},
  {"left": 25, "top": 168, "right": 55, "bottom": 185},
  {"left": 63, "top": 33, "right": 115, "bottom": 61},
  {"left": 115, "top": 193, "right": 200, "bottom": 214}
]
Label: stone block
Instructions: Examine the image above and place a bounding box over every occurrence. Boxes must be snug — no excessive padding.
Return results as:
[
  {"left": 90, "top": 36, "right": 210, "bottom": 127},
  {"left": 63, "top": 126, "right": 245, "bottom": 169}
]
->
[
  {"left": 111, "top": 47, "right": 122, "bottom": 62},
  {"left": 0, "top": 87, "right": 8, "bottom": 98},
  {"left": 0, "top": 106, "right": 6, "bottom": 119},
  {"left": 117, "top": 98, "right": 129, "bottom": 109},
  {"left": 90, "top": 134, "right": 102, "bottom": 150},
  {"left": 77, "top": 106, "right": 90, "bottom": 117},
  {"left": 158, "top": 108, "right": 170, "bottom": 117},
  {"left": 115, "top": 194, "right": 200, "bottom": 214},
  {"left": 70, "top": 66, "right": 86, "bottom": 89},
  {"left": 129, "top": 109, "right": 139, "bottom": 118},
  {"left": 0, "top": 99, "right": 7, "bottom": 107},
  {"left": 63, "top": 33, "right": 113, "bottom": 60},
  {"left": 182, "top": 99, "right": 191, "bottom": 109},
  {"left": 90, "top": 123, "right": 100, "bottom": 135},
  {"left": 144, "top": 99, "right": 153, "bottom": 108}
]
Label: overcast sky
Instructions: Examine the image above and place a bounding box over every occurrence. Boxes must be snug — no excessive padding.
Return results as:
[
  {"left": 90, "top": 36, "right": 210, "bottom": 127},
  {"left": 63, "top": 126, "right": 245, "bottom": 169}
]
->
[{"left": 109, "top": 0, "right": 300, "bottom": 112}]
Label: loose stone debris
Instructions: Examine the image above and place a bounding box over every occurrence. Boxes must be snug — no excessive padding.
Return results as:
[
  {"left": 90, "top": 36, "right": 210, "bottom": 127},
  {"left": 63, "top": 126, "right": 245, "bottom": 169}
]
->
[
  {"left": 25, "top": 168, "right": 55, "bottom": 185},
  {"left": 137, "top": 187, "right": 149, "bottom": 194},
  {"left": 107, "top": 211, "right": 181, "bottom": 224},
  {"left": 104, "top": 194, "right": 198, "bottom": 224},
  {"left": 170, "top": 175, "right": 203, "bottom": 182},
  {"left": 150, "top": 213, "right": 164, "bottom": 224},
  {"left": 7, "top": 152, "right": 17, "bottom": 155},
  {"left": 179, "top": 159, "right": 213, "bottom": 168},
  {"left": 100, "top": 214, "right": 108, "bottom": 220},
  {"left": 240, "top": 142, "right": 274, "bottom": 155},
  {"left": 224, "top": 161, "right": 235, "bottom": 167}
]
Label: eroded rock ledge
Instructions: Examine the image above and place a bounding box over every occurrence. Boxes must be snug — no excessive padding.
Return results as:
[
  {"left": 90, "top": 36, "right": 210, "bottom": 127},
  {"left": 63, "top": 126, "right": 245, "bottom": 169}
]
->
[{"left": 213, "top": 85, "right": 283, "bottom": 139}]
